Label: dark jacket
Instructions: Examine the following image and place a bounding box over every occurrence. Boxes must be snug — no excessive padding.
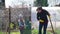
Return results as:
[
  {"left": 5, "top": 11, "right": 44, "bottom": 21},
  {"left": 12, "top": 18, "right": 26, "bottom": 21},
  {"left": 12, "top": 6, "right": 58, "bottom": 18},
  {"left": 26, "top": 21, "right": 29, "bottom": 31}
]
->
[{"left": 37, "top": 9, "right": 50, "bottom": 22}]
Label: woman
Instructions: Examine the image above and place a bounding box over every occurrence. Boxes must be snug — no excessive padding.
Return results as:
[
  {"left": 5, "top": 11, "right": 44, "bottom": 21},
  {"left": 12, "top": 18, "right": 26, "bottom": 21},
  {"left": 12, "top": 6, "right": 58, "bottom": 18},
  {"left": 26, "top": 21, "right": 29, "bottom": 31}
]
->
[{"left": 18, "top": 14, "right": 25, "bottom": 34}]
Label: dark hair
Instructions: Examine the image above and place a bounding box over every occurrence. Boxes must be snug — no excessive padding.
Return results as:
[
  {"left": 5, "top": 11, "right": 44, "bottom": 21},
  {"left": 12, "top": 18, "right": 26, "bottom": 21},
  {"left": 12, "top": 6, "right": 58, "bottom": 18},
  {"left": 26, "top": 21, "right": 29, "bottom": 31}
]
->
[{"left": 36, "top": 7, "right": 42, "bottom": 11}]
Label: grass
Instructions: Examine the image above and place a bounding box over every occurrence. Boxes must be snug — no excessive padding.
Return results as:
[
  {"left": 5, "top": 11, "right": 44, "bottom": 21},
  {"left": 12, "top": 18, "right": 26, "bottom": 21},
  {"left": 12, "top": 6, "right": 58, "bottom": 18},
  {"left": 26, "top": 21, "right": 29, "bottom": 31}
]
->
[
  {"left": 32, "top": 29, "right": 60, "bottom": 34},
  {"left": 10, "top": 31, "right": 20, "bottom": 34},
  {"left": 32, "top": 29, "right": 38, "bottom": 34},
  {"left": 0, "top": 29, "right": 31, "bottom": 34},
  {"left": 0, "top": 29, "right": 60, "bottom": 34},
  {"left": 55, "top": 29, "right": 60, "bottom": 34},
  {"left": 0, "top": 31, "right": 20, "bottom": 34},
  {"left": 0, "top": 31, "right": 2, "bottom": 34}
]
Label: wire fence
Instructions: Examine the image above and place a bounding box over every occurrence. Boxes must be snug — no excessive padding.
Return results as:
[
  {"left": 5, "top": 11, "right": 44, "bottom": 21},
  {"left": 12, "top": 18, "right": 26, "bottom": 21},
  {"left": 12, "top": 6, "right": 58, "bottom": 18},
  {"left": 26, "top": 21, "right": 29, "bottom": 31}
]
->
[{"left": 0, "top": 7, "right": 31, "bottom": 34}]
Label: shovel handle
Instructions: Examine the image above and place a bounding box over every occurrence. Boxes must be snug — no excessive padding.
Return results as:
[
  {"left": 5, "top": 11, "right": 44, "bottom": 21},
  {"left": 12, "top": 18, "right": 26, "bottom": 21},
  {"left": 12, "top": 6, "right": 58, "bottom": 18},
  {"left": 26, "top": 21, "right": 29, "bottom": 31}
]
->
[{"left": 49, "top": 19, "right": 56, "bottom": 34}]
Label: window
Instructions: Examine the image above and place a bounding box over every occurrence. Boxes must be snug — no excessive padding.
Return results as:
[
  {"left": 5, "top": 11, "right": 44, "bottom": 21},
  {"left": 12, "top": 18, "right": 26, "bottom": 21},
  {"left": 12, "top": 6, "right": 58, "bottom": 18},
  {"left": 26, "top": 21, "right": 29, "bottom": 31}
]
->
[{"left": 0, "top": 0, "right": 5, "bottom": 6}]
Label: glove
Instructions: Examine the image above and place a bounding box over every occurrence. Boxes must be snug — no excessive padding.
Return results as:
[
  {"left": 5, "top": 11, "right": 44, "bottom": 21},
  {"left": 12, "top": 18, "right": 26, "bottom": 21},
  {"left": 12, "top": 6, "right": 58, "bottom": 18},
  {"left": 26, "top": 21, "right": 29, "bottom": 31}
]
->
[
  {"left": 48, "top": 16, "right": 51, "bottom": 19},
  {"left": 39, "top": 19, "right": 44, "bottom": 23}
]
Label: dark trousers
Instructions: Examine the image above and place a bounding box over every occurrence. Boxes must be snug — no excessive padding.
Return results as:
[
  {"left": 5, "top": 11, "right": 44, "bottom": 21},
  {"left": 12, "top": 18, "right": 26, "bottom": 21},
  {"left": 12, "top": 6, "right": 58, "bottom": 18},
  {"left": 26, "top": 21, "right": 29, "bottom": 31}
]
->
[
  {"left": 20, "top": 29, "right": 24, "bottom": 34},
  {"left": 19, "top": 26, "right": 24, "bottom": 34},
  {"left": 39, "top": 22, "right": 48, "bottom": 34}
]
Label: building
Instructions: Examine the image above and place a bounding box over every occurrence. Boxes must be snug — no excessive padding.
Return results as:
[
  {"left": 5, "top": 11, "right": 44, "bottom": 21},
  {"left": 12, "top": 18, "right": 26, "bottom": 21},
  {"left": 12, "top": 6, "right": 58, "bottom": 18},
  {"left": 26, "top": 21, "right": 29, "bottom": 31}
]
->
[
  {"left": 48, "top": 0, "right": 60, "bottom": 7},
  {"left": 5, "top": 0, "right": 33, "bottom": 8},
  {"left": 0, "top": 0, "right": 5, "bottom": 8}
]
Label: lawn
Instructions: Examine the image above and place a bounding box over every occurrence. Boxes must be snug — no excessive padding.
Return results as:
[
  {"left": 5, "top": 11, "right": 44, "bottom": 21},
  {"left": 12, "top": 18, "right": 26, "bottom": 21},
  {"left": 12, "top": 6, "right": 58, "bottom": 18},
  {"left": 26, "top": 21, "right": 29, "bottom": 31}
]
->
[
  {"left": 0, "top": 29, "right": 31, "bottom": 34},
  {"left": 32, "top": 29, "right": 60, "bottom": 34},
  {"left": 0, "top": 31, "right": 20, "bottom": 34},
  {"left": 0, "top": 31, "right": 2, "bottom": 34},
  {"left": 0, "top": 29, "right": 60, "bottom": 34}
]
